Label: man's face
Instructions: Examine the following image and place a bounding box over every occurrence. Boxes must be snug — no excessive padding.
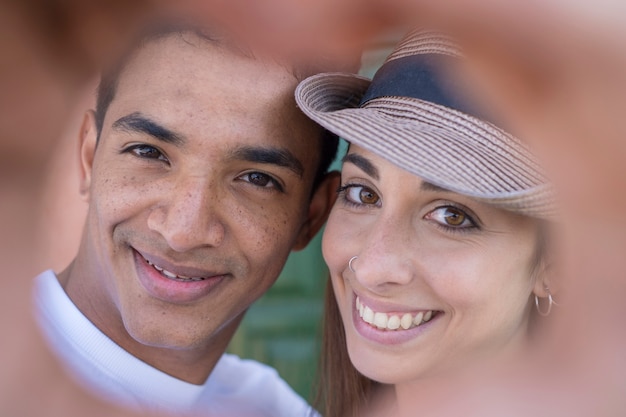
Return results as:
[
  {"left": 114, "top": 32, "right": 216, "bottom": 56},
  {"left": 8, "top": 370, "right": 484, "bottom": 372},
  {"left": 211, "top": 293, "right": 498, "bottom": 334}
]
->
[{"left": 72, "top": 34, "right": 330, "bottom": 371}]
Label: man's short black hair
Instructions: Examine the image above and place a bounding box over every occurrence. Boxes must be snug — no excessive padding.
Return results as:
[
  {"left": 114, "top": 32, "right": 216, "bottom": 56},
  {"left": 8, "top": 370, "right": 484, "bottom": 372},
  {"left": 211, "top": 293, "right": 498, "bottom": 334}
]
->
[{"left": 94, "top": 22, "right": 339, "bottom": 191}]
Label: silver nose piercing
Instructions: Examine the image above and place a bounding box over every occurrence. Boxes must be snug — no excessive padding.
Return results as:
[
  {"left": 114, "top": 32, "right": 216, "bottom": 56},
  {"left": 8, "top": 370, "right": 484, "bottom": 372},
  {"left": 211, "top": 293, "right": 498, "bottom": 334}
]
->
[{"left": 348, "top": 256, "right": 358, "bottom": 273}]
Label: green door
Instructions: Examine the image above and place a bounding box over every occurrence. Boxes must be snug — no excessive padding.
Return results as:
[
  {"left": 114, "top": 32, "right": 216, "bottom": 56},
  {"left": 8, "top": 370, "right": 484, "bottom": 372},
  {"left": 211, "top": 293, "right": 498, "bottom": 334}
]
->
[{"left": 226, "top": 231, "right": 328, "bottom": 400}]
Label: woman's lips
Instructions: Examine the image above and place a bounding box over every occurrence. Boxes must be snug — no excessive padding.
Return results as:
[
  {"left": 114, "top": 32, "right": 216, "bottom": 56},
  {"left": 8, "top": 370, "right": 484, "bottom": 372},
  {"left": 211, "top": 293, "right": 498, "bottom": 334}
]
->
[
  {"left": 351, "top": 292, "right": 441, "bottom": 345},
  {"left": 356, "top": 296, "right": 435, "bottom": 331}
]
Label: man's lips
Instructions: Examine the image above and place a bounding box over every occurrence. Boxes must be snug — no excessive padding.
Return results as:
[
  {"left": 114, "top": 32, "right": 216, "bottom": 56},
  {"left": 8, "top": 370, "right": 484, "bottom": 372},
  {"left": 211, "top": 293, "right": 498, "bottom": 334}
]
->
[
  {"left": 145, "top": 258, "right": 207, "bottom": 281},
  {"left": 134, "top": 249, "right": 227, "bottom": 282},
  {"left": 132, "top": 249, "right": 228, "bottom": 304}
]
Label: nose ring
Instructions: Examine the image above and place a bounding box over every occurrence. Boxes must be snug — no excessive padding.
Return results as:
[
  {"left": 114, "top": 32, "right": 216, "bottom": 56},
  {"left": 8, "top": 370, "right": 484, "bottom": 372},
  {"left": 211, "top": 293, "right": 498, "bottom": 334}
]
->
[{"left": 348, "top": 256, "right": 358, "bottom": 273}]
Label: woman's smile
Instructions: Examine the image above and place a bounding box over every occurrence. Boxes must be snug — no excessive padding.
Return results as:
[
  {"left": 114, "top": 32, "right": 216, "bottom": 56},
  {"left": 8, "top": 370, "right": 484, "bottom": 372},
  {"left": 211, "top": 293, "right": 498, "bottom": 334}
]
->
[
  {"left": 324, "top": 145, "right": 541, "bottom": 383},
  {"left": 355, "top": 296, "right": 436, "bottom": 332},
  {"left": 349, "top": 291, "right": 442, "bottom": 346}
]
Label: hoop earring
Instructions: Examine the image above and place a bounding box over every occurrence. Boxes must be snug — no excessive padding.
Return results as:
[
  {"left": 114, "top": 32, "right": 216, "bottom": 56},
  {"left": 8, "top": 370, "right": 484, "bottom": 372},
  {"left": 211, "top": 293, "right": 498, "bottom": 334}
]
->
[
  {"left": 348, "top": 256, "right": 358, "bottom": 273},
  {"left": 535, "top": 292, "right": 555, "bottom": 317}
]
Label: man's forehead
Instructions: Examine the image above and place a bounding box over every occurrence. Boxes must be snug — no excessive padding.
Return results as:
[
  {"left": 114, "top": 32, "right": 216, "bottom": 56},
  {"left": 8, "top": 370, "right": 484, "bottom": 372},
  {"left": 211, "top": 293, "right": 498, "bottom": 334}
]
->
[
  {"left": 114, "top": 33, "right": 299, "bottom": 101},
  {"left": 117, "top": 28, "right": 350, "bottom": 90},
  {"left": 98, "top": 27, "right": 328, "bottom": 171}
]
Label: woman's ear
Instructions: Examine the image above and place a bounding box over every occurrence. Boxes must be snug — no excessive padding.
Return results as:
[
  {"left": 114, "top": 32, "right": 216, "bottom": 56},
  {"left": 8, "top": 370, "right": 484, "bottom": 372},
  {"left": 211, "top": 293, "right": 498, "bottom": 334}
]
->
[
  {"left": 292, "top": 171, "right": 340, "bottom": 251},
  {"left": 532, "top": 250, "right": 561, "bottom": 301},
  {"left": 532, "top": 259, "right": 553, "bottom": 299},
  {"left": 78, "top": 110, "right": 98, "bottom": 202},
  {"left": 531, "top": 224, "right": 559, "bottom": 299}
]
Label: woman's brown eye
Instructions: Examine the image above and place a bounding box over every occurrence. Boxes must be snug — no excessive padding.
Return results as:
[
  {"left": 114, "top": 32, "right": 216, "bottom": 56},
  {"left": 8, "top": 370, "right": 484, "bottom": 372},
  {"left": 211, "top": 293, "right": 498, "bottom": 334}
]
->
[
  {"left": 343, "top": 185, "right": 381, "bottom": 206},
  {"left": 443, "top": 207, "right": 466, "bottom": 226},
  {"left": 359, "top": 188, "right": 379, "bottom": 204}
]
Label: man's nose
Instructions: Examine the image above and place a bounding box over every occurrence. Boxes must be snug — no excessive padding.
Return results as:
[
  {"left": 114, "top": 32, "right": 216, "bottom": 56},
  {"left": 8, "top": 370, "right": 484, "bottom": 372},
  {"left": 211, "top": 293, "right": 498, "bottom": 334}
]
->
[{"left": 147, "top": 177, "right": 225, "bottom": 252}]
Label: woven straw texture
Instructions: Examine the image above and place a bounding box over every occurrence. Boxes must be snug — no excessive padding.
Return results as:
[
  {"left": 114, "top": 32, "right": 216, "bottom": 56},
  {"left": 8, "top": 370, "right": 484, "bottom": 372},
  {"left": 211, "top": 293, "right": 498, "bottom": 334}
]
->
[{"left": 295, "top": 31, "right": 555, "bottom": 218}]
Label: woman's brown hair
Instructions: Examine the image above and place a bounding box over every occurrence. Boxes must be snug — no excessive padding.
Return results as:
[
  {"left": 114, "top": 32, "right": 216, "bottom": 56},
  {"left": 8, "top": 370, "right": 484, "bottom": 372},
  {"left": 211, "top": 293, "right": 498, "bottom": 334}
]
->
[{"left": 314, "top": 276, "right": 380, "bottom": 417}]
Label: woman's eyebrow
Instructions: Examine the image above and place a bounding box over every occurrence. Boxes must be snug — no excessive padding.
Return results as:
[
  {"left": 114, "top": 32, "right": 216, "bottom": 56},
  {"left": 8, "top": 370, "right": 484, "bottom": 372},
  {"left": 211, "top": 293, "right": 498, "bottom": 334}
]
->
[
  {"left": 342, "top": 153, "right": 379, "bottom": 180},
  {"left": 342, "top": 153, "right": 451, "bottom": 193},
  {"left": 420, "top": 181, "right": 451, "bottom": 193}
]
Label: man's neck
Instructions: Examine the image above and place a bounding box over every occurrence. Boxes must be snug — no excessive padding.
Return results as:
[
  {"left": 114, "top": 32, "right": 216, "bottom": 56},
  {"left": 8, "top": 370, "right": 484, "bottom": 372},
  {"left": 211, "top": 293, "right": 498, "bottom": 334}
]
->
[{"left": 59, "top": 260, "right": 244, "bottom": 385}]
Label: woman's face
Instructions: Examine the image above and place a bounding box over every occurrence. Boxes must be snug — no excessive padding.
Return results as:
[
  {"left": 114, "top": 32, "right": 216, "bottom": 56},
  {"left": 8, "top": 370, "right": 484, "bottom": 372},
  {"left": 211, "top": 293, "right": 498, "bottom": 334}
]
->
[{"left": 323, "top": 145, "right": 543, "bottom": 384}]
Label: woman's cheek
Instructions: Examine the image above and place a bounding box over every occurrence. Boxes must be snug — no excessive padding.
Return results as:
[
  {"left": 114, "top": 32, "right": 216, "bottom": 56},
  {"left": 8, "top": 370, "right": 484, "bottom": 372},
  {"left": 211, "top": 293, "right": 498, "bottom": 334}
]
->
[
  {"left": 321, "top": 215, "right": 342, "bottom": 272},
  {"left": 322, "top": 210, "right": 359, "bottom": 272}
]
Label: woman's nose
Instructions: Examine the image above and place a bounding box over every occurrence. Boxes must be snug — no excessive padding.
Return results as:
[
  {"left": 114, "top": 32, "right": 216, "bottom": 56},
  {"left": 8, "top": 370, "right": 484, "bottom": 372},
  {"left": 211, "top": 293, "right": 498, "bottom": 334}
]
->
[{"left": 349, "top": 217, "right": 416, "bottom": 293}]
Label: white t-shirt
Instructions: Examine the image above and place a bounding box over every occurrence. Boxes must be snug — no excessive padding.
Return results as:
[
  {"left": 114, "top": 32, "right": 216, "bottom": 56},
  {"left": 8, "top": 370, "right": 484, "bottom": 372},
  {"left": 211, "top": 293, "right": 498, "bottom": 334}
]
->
[{"left": 33, "top": 270, "right": 318, "bottom": 417}]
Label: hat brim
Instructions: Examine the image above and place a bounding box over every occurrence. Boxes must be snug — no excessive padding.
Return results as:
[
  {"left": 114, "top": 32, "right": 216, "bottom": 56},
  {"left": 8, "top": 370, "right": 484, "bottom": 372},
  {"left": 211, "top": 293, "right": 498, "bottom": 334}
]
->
[{"left": 296, "top": 72, "right": 555, "bottom": 219}]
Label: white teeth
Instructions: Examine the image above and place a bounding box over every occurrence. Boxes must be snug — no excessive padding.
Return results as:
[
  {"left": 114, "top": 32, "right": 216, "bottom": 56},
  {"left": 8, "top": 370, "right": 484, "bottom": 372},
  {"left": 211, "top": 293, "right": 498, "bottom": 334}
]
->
[
  {"left": 373, "top": 312, "right": 388, "bottom": 329},
  {"left": 357, "top": 297, "right": 365, "bottom": 318},
  {"left": 423, "top": 310, "right": 432, "bottom": 322},
  {"left": 162, "top": 269, "right": 177, "bottom": 279},
  {"left": 355, "top": 297, "right": 435, "bottom": 331},
  {"left": 400, "top": 313, "right": 413, "bottom": 330},
  {"left": 363, "top": 306, "right": 374, "bottom": 324},
  {"left": 145, "top": 258, "right": 206, "bottom": 281},
  {"left": 413, "top": 311, "right": 424, "bottom": 325},
  {"left": 387, "top": 315, "right": 401, "bottom": 330}
]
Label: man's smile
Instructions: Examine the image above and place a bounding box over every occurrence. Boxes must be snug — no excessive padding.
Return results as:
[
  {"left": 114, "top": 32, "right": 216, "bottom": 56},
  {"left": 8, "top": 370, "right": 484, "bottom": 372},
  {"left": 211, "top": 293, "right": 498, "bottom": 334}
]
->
[
  {"left": 136, "top": 249, "right": 225, "bottom": 282},
  {"left": 132, "top": 249, "right": 229, "bottom": 304}
]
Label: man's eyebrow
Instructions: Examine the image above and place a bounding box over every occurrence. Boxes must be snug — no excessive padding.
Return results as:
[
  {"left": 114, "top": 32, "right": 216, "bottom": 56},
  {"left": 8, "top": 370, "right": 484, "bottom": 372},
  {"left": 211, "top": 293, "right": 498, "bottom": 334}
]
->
[
  {"left": 229, "top": 146, "right": 304, "bottom": 177},
  {"left": 112, "top": 112, "right": 185, "bottom": 146},
  {"left": 342, "top": 153, "right": 379, "bottom": 180},
  {"left": 420, "top": 181, "right": 452, "bottom": 193}
]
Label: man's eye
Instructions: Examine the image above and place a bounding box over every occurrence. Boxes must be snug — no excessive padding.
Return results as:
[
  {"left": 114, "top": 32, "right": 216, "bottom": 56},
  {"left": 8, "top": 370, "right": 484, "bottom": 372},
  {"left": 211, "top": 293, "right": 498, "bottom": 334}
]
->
[
  {"left": 129, "top": 145, "right": 168, "bottom": 161},
  {"left": 239, "top": 172, "right": 282, "bottom": 191}
]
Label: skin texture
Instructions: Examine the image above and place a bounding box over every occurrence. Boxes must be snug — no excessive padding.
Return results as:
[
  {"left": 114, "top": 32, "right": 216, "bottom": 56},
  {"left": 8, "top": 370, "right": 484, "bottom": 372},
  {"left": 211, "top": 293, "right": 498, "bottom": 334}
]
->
[
  {"left": 58, "top": 33, "right": 338, "bottom": 385},
  {"left": 323, "top": 145, "right": 546, "bottom": 390}
]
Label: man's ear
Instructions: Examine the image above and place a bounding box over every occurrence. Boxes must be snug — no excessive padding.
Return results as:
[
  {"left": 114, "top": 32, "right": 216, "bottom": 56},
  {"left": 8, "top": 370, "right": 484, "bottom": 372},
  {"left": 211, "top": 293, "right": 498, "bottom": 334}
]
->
[
  {"left": 292, "top": 171, "right": 340, "bottom": 251},
  {"left": 78, "top": 110, "right": 98, "bottom": 202}
]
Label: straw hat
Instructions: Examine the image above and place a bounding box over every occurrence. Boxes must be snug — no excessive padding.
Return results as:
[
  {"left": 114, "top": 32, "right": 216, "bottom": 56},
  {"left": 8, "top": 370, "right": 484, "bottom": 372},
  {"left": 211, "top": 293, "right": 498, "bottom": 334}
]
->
[{"left": 295, "top": 30, "right": 555, "bottom": 219}]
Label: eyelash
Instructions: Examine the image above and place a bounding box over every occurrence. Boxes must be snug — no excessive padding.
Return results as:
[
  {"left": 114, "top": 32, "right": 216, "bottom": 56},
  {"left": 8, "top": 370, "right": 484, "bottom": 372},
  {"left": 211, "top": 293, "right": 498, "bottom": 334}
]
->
[
  {"left": 425, "top": 204, "right": 480, "bottom": 234},
  {"left": 122, "top": 144, "right": 169, "bottom": 163},
  {"left": 337, "top": 183, "right": 480, "bottom": 232},
  {"left": 237, "top": 171, "right": 284, "bottom": 193},
  {"left": 337, "top": 183, "right": 381, "bottom": 209},
  {"left": 122, "top": 145, "right": 283, "bottom": 192}
]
